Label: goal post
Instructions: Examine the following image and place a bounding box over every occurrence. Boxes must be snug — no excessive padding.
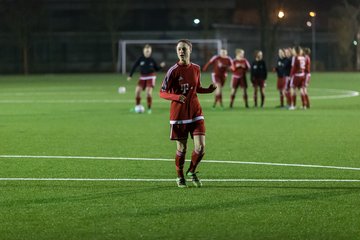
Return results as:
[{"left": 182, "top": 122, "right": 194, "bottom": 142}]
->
[{"left": 117, "top": 39, "right": 223, "bottom": 74}]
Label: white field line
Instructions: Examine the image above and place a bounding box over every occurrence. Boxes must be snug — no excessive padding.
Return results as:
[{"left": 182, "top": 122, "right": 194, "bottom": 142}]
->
[
  {"left": 1, "top": 154, "right": 360, "bottom": 171},
  {"left": 0, "top": 88, "right": 358, "bottom": 104},
  {"left": 0, "top": 178, "right": 359, "bottom": 182}
]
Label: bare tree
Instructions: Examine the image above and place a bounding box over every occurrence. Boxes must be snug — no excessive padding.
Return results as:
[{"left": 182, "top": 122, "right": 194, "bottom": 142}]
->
[
  {"left": 0, "top": 0, "right": 44, "bottom": 74},
  {"left": 89, "top": 0, "right": 128, "bottom": 72}
]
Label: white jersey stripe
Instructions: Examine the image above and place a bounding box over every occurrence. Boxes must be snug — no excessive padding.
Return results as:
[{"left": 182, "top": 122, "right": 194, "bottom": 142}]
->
[{"left": 170, "top": 116, "right": 204, "bottom": 124}]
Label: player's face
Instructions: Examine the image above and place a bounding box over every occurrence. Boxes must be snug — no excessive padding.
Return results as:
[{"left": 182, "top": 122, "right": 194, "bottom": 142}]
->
[
  {"left": 257, "top": 51, "right": 263, "bottom": 60},
  {"left": 236, "top": 50, "right": 244, "bottom": 58},
  {"left": 285, "top": 48, "right": 293, "bottom": 58},
  {"left": 220, "top": 49, "right": 228, "bottom": 57},
  {"left": 143, "top": 47, "right": 152, "bottom": 57},
  {"left": 176, "top": 42, "right": 191, "bottom": 63},
  {"left": 278, "top": 49, "right": 285, "bottom": 58}
]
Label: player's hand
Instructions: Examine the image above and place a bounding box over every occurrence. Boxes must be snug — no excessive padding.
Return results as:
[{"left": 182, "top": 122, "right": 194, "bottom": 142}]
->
[
  {"left": 160, "top": 62, "right": 166, "bottom": 68},
  {"left": 127, "top": 77, "right": 131, "bottom": 81},
  {"left": 208, "top": 84, "right": 217, "bottom": 92},
  {"left": 178, "top": 95, "right": 186, "bottom": 103}
]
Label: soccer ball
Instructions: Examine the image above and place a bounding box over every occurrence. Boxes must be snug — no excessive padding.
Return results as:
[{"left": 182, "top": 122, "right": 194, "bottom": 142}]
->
[
  {"left": 134, "top": 104, "right": 145, "bottom": 113},
  {"left": 118, "top": 86, "right": 126, "bottom": 94}
]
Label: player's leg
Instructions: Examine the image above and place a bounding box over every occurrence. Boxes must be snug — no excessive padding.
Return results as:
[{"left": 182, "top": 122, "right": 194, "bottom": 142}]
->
[
  {"left": 230, "top": 87, "right": 237, "bottom": 108},
  {"left": 187, "top": 120, "right": 206, "bottom": 187},
  {"left": 277, "top": 77, "right": 284, "bottom": 107},
  {"left": 135, "top": 86, "right": 142, "bottom": 106},
  {"left": 289, "top": 77, "right": 296, "bottom": 110},
  {"left": 213, "top": 82, "right": 222, "bottom": 108},
  {"left": 219, "top": 79, "right": 225, "bottom": 108},
  {"left": 187, "top": 135, "right": 205, "bottom": 187},
  {"left": 285, "top": 77, "right": 291, "bottom": 107},
  {"left": 300, "top": 87, "right": 307, "bottom": 109},
  {"left": 304, "top": 75, "right": 310, "bottom": 108},
  {"left": 241, "top": 78, "right": 249, "bottom": 108},
  {"left": 145, "top": 86, "right": 153, "bottom": 113},
  {"left": 175, "top": 139, "right": 188, "bottom": 188},
  {"left": 229, "top": 76, "right": 237, "bottom": 108},
  {"left": 253, "top": 85, "right": 258, "bottom": 107},
  {"left": 260, "top": 80, "right": 265, "bottom": 108}
]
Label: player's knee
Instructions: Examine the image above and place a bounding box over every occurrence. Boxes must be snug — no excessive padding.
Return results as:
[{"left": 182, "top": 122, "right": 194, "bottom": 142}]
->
[{"left": 195, "top": 143, "right": 205, "bottom": 155}]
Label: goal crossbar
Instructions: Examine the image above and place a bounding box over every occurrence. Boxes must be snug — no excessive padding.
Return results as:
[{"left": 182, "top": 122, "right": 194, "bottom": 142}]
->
[{"left": 117, "top": 39, "right": 223, "bottom": 74}]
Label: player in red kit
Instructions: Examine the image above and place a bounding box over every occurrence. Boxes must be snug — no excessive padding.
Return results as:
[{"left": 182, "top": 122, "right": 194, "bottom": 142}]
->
[
  {"left": 160, "top": 39, "right": 216, "bottom": 188},
  {"left": 303, "top": 47, "right": 311, "bottom": 108},
  {"left": 230, "top": 49, "right": 251, "bottom": 108},
  {"left": 202, "top": 48, "right": 233, "bottom": 108},
  {"left": 289, "top": 46, "right": 307, "bottom": 110}
]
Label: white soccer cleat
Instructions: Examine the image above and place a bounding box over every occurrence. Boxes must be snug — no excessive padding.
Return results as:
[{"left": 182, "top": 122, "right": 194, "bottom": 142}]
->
[
  {"left": 288, "top": 106, "right": 296, "bottom": 110},
  {"left": 186, "top": 172, "right": 202, "bottom": 187},
  {"left": 176, "top": 178, "right": 187, "bottom": 188}
]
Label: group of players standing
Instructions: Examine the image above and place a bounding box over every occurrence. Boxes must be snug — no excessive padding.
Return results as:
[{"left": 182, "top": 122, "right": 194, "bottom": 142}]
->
[
  {"left": 201, "top": 45, "right": 311, "bottom": 110},
  {"left": 128, "top": 44, "right": 311, "bottom": 113}
]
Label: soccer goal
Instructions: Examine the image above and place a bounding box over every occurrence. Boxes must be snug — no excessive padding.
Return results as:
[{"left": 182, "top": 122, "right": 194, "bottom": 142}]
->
[{"left": 117, "top": 39, "right": 223, "bottom": 74}]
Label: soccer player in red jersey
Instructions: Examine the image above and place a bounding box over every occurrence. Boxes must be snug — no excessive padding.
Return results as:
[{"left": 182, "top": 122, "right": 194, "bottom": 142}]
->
[
  {"left": 250, "top": 50, "right": 267, "bottom": 107},
  {"left": 289, "top": 46, "right": 307, "bottom": 110},
  {"left": 230, "top": 49, "right": 251, "bottom": 108},
  {"left": 202, "top": 48, "right": 233, "bottom": 108},
  {"left": 303, "top": 47, "right": 311, "bottom": 108},
  {"left": 127, "top": 44, "right": 165, "bottom": 114},
  {"left": 274, "top": 49, "right": 287, "bottom": 108},
  {"left": 160, "top": 39, "right": 216, "bottom": 188}
]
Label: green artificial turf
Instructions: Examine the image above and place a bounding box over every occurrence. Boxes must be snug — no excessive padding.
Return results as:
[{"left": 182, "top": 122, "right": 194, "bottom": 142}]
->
[{"left": 0, "top": 72, "right": 359, "bottom": 240}]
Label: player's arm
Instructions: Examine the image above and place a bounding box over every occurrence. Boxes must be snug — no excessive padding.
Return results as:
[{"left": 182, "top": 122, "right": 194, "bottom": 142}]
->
[
  {"left": 202, "top": 56, "right": 215, "bottom": 71},
  {"left": 153, "top": 58, "right": 165, "bottom": 72},
  {"left": 197, "top": 84, "right": 216, "bottom": 94},
  {"left": 263, "top": 61, "right": 268, "bottom": 80},
  {"left": 196, "top": 73, "right": 216, "bottom": 94},
  {"left": 127, "top": 57, "right": 141, "bottom": 80},
  {"left": 159, "top": 73, "right": 186, "bottom": 103}
]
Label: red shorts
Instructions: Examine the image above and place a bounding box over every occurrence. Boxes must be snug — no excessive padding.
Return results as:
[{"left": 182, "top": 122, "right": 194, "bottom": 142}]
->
[
  {"left": 170, "top": 120, "right": 205, "bottom": 140},
  {"left": 290, "top": 75, "right": 306, "bottom": 89},
  {"left": 277, "top": 77, "right": 286, "bottom": 91},
  {"left": 138, "top": 73, "right": 156, "bottom": 90},
  {"left": 212, "top": 73, "right": 226, "bottom": 87},
  {"left": 251, "top": 78, "right": 266, "bottom": 88},
  {"left": 231, "top": 75, "right": 247, "bottom": 89}
]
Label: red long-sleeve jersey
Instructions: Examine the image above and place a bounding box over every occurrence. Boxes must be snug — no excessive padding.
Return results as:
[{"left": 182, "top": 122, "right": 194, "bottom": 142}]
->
[
  {"left": 160, "top": 62, "right": 211, "bottom": 124},
  {"left": 290, "top": 56, "right": 306, "bottom": 77},
  {"left": 232, "top": 58, "right": 250, "bottom": 78},
  {"left": 203, "top": 55, "right": 233, "bottom": 77}
]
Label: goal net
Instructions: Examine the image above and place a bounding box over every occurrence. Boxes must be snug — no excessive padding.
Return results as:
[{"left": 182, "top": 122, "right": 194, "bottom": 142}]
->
[{"left": 117, "top": 39, "right": 223, "bottom": 74}]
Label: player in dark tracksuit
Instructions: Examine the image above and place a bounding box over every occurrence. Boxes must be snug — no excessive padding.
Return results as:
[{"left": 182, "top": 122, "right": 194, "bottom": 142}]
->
[
  {"left": 127, "top": 44, "right": 165, "bottom": 113},
  {"left": 250, "top": 50, "right": 267, "bottom": 107},
  {"left": 283, "top": 48, "right": 293, "bottom": 107}
]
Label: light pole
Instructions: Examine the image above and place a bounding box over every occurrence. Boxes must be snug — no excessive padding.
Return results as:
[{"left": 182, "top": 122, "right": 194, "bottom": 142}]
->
[{"left": 309, "top": 11, "right": 316, "bottom": 71}]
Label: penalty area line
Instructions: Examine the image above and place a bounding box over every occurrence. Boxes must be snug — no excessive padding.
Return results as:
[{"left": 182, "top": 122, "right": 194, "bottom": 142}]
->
[{"left": 0, "top": 178, "right": 360, "bottom": 182}]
